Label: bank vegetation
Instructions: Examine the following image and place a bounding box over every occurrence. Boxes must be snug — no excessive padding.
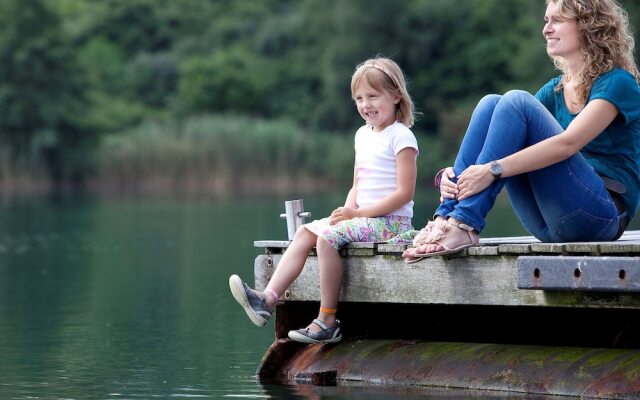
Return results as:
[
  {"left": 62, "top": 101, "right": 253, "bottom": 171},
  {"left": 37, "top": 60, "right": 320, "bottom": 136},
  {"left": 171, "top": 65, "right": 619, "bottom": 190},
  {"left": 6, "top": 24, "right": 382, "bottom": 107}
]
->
[{"left": 1, "top": 0, "right": 637, "bottom": 194}]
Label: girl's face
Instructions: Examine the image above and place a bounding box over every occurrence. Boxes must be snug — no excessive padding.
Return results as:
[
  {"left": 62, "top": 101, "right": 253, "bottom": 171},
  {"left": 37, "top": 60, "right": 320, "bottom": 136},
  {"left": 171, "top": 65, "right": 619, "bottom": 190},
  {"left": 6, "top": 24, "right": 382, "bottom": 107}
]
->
[
  {"left": 353, "top": 80, "right": 400, "bottom": 132},
  {"left": 543, "top": 2, "right": 582, "bottom": 62}
]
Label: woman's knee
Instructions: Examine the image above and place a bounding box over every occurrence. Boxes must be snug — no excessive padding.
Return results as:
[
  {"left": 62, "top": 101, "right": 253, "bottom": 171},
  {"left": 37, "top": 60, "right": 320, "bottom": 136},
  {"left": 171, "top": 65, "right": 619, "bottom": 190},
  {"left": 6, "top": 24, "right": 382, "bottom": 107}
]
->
[
  {"left": 500, "top": 90, "right": 536, "bottom": 107},
  {"left": 468, "top": 94, "right": 502, "bottom": 123},
  {"left": 477, "top": 94, "right": 502, "bottom": 110},
  {"left": 478, "top": 91, "right": 537, "bottom": 113}
]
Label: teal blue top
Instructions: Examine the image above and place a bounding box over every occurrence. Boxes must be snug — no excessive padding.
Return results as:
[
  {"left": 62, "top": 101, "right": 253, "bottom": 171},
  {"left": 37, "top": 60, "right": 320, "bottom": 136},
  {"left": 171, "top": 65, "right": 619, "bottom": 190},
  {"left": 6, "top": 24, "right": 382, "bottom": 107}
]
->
[{"left": 536, "top": 68, "right": 640, "bottom": 219}]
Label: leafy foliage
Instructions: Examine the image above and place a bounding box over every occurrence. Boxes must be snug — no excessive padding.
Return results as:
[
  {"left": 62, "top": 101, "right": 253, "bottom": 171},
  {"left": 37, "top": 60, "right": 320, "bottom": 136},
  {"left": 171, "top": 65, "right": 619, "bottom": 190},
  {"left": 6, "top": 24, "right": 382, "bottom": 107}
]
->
[
  {"left": 0, "top": 0, "right": 96, "bottom": 184},
  {"left": 0, "top": 0, "right": 638, "bottom": 188}
]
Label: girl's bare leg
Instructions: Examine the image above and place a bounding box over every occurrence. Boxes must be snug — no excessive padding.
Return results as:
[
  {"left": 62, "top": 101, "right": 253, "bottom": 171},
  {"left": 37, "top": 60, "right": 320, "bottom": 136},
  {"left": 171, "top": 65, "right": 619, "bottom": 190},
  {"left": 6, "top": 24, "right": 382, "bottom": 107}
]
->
[
  {"left": 306, "top": 237, "right": 342, "bottom": 332},
  {"left": 263, "top": 226, "right": 317, "bottom": 308}
]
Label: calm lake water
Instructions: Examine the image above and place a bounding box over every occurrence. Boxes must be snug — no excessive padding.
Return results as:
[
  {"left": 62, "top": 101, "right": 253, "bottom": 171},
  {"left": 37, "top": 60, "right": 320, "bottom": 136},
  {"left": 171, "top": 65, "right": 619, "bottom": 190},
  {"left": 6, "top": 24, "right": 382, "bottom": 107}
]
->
[{"left": 0, "top": 191, "right": 632, "bottom": 399}]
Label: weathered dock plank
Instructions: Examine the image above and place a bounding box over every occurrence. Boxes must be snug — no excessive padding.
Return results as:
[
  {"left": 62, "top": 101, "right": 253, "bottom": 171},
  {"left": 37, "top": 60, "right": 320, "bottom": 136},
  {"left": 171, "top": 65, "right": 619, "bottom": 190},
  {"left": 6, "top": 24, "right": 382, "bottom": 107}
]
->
[
  {"left": 254, "top": 230, "right": 640, "bottom": 308},
  {"left": 255, "top": 253, "right": 640, "bottom": 308}
]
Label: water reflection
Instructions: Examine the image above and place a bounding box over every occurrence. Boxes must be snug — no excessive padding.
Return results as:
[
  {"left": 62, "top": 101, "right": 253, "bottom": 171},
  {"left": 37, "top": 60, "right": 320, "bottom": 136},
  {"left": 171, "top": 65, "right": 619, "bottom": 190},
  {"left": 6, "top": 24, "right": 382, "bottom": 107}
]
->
[
  {"left": 259, "top": 382, "right": 570, "bottom": 399},
  {"left": 0, "top": 194, "right": 277, "bottom": 399}
]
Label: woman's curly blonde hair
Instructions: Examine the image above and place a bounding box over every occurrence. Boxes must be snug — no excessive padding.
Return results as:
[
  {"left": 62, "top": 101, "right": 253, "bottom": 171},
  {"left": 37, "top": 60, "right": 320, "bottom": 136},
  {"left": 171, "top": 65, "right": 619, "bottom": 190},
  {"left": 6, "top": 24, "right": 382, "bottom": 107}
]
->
[{"left": 548, "top": 0, "right": 640, "bottom": 102}]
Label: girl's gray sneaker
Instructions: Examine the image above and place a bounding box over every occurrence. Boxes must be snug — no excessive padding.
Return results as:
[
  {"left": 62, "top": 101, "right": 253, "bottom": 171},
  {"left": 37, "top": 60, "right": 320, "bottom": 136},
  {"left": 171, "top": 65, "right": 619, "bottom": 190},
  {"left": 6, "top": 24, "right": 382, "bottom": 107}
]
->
[
  {"left": 288, "top": 319, "right": 342, "bottom": 344},
  {"left": 229, "top": 274, "right": 272, "bottom": 327}
]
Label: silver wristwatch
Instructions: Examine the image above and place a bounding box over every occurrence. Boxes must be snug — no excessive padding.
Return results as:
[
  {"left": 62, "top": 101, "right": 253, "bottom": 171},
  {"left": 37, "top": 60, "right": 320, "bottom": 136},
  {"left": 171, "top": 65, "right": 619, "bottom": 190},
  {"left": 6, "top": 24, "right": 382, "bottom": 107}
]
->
[{"left": 490, "top": 160, "right": 502, "bottom": 179}]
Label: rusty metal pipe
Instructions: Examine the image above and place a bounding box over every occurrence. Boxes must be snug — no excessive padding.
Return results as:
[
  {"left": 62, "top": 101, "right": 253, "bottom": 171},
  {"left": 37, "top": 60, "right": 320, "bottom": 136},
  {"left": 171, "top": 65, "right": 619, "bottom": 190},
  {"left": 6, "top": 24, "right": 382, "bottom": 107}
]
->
[{"left": 258, "top": 339, "right": 640, "bottom": 398}]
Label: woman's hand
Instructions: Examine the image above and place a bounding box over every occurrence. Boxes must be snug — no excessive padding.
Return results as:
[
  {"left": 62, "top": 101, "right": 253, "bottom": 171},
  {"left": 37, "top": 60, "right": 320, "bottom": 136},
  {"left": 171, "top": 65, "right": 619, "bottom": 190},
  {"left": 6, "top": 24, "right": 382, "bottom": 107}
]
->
[
  {"left": 439, "top": 167, "right": 457, "bottom": 203},
  {"left": 329, "top": 206, "right": 358, "bottom": 225},
  {"left": 457, "top": 164, "right": 494, "bottom": 200}
]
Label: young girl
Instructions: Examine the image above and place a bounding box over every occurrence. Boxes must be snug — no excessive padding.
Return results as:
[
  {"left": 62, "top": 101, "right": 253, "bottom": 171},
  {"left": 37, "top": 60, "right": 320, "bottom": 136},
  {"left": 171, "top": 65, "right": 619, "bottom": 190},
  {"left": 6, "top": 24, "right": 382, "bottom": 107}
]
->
[
  {"left": 229, "top": 57, "right": 419, "bottom": 343},
  {"left": 403, "top": 0, "right": 640, "bottom": 262}
]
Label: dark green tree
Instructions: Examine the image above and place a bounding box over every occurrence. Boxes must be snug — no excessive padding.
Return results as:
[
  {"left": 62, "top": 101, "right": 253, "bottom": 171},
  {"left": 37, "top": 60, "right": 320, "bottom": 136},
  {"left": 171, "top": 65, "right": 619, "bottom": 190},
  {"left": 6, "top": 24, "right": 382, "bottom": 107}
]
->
[{"left": 0, "top": 0, "right": 95, "bottom": 186}]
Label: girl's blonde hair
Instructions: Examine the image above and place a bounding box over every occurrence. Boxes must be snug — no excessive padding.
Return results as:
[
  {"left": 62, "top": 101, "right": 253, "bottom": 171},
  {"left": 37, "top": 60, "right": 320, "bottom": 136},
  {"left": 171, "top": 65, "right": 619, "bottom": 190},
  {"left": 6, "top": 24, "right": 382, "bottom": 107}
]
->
[
  {"left": 351, "top": 57, "right": 416, "bottom": 128},
  {"left": 548, "top": 0, "right": 640, "bottom": 102}
]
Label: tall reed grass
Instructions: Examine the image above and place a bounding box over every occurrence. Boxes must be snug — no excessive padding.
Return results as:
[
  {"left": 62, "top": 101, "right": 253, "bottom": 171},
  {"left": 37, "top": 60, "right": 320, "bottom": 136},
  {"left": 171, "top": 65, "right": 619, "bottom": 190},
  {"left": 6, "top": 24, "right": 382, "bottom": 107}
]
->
[
  {"left": 0, "top": 148, "right": 52, "bottom": 193},
  {"left": 0, "top": 114, "right": 448, "bottom": 195},
  {"left": 93, "top": 115, "right": 357, "bottom": 194},
  {"left": 92, "top": 114, "right": 450, "bottom": 195}
]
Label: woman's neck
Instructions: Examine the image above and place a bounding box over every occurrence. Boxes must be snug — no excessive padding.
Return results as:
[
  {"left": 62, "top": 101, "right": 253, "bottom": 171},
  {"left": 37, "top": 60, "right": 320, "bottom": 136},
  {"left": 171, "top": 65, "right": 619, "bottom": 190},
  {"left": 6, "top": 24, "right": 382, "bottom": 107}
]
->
[{"left": 563, "top": 56, "right": 585, "bottom": 83}]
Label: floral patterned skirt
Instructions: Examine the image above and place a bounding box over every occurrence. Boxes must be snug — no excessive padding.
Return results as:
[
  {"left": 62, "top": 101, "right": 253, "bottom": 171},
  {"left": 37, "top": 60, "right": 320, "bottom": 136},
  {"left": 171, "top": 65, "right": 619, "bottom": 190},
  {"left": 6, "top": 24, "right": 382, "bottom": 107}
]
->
[{"left": 304, "top": 215, "right": 413, "bottom": 250}]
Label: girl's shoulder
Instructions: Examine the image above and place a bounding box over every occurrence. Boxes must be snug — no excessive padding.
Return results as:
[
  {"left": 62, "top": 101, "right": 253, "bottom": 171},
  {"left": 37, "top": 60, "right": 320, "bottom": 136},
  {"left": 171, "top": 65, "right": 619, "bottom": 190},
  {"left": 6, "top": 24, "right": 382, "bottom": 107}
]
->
[
  {"left": 388, "top": 121, "right": 414, "bottom": 135},
  {"left": 386, "top": 123, "right": 417, "bottom": 149},
  {"left": 387, "top": 122, "right": 418, "bottom": 153},
  {"left": 354, "top": 124, "right": 372, "bottom": 139},
  {"left": 355, "top": 122, "right": 415, "bottom": 140}
]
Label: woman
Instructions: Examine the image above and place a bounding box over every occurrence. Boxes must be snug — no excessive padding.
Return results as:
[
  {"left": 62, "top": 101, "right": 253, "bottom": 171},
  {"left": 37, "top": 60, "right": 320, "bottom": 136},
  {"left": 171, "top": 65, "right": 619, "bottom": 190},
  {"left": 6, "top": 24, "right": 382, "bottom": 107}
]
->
[{"left": 403, "top": 0, "right": 640, "bottom": 262}]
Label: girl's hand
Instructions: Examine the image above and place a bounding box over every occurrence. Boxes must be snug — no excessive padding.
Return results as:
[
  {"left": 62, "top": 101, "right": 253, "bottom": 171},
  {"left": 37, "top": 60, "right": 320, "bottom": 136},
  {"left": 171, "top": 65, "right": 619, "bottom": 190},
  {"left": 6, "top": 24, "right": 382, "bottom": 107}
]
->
[
  {"left": 439, "top": 167, "right": 457, "bottom": 203},
  {"left": 329, "top": 206, "right": 358, "bottom": 225},
  {"left": 457, "top": 164, "right": 494, "bottom": 200}
]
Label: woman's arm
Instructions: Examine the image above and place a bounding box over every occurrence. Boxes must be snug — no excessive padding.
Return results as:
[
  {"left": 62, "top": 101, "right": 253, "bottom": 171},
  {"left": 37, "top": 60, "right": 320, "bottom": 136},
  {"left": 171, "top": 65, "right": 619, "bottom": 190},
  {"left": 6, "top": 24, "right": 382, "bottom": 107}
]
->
[
  {"left": 330, "top": 147, "right": 417, "bottom": 223},
  {"left": 456, "top": 99, "right": 619, "bottom": 200}
]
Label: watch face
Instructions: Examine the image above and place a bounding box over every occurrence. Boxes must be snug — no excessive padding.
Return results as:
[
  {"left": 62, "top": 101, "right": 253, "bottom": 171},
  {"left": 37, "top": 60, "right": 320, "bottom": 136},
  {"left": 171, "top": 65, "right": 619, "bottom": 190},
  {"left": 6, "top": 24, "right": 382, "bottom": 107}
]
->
[{"left": 491, "top": 161, "right": 502, "bottom": 177}]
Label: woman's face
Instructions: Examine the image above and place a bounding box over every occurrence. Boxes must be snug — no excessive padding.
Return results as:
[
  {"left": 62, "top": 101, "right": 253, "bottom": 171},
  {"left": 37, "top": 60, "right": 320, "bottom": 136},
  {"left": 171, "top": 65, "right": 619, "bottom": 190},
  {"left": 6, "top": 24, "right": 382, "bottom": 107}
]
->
[{"left": 543, "top": 1, "right": 582, "bottom": 62}]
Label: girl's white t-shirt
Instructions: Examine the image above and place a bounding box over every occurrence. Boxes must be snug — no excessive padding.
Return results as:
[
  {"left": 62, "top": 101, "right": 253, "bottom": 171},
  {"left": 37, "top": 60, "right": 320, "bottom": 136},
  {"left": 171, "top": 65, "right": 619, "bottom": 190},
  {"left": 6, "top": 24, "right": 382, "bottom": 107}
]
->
[{"left": 354, "top": 121, "right": 419, "bottom": 218}]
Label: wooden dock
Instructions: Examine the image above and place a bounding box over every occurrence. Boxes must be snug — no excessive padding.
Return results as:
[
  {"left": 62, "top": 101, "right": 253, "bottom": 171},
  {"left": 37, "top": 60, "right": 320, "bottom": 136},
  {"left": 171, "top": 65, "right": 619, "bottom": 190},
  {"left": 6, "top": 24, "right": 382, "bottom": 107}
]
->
[{"left": 252, "top": 230, "right": 640, "bottom": 398}]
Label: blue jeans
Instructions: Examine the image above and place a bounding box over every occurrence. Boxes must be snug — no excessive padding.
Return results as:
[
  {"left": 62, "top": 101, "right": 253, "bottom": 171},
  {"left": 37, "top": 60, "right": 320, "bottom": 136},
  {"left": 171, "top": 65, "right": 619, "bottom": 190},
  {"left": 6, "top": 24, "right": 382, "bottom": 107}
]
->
[{"left": 435, "top": 90, "right": 626, "bottom": 242}]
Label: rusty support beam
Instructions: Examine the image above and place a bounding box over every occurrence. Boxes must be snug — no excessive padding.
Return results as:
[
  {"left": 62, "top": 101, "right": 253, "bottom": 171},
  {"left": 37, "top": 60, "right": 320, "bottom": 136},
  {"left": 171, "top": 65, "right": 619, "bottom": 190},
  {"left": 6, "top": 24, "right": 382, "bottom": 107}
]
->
[{"left": 257, "top": 339, "right": 640, "bottom": 398}]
